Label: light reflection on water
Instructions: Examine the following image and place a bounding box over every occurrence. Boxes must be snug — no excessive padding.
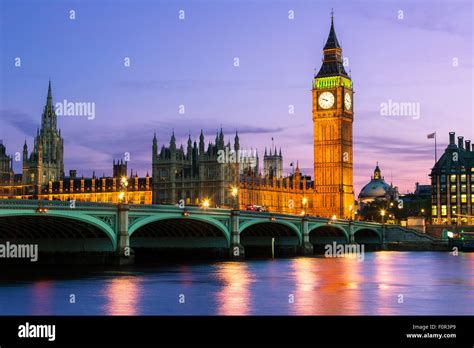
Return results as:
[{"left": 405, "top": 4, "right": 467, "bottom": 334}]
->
[{"left": 0, "top": 252, "right": 473, "bottom": 315}]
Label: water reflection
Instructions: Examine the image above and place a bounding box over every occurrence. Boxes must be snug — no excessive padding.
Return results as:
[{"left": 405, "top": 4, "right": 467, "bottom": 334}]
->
[
  {"left": 290, "top": 257, "right": 364, "bottom": 315},
  {"left": 374, "top": 252, "right": 401, "bottom": 315},
  {"left": 104, "top": 276, "right": 141, "bottom": 315},
  {"left": 290, "top": 258, "right": 319, "bottom": 315},
  {"left": 31, "top": 280, "right": 53, "bottom": 315},
  {"left": 216, "top": 262, "right": 253, "bottom": 315}
]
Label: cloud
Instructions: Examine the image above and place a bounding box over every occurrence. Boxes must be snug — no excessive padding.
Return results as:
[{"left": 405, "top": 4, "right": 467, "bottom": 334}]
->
[{"left": 0, "top": 109, "right": 39, "bottom": 136}]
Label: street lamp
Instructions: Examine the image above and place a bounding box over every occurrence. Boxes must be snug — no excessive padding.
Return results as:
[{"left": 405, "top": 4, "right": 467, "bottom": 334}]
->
[
  {"left": 119, "top": 176, "right": 128, "bottom": 203},
  {"left": 381, "top": 209, "right": 386, "bottom": 225},
  {"left": 202, "top": 199, "right": 210, "bottom": 209},
  {"left": 231, "top": 186, "right": 239, "bottom": 210}
]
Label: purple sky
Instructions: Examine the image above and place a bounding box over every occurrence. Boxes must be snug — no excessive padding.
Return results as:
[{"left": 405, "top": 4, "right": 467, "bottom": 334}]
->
[{"left": 0, "top": 0, "right": 473, "bottom": 195}]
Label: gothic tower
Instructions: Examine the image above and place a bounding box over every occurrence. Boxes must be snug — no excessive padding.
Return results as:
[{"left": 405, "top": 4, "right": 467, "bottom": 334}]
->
[
  {"left": 312, "top": 13, "right": 354, "bottom": 218},
  {"left": 263, "top": 146, "right": 283, "bottom": 180},
  {"left": 22, "top": 81, "right": 65, "bottom": 186}
]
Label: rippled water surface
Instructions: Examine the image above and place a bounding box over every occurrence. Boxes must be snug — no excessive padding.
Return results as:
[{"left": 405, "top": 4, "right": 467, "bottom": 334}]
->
[{"left": 0, "top": 252, "right": 473, "bottom": 315}]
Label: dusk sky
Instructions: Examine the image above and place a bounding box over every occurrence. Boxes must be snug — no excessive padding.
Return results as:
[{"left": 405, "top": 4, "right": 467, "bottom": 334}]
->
[{"left": 1, "top": 0, "right": 473, "bottom": 195}]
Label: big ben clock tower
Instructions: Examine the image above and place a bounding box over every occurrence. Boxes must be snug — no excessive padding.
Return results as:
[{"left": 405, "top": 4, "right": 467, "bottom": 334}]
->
[{"left": 312, "top": 13, "right": 354, "bottom": 219}]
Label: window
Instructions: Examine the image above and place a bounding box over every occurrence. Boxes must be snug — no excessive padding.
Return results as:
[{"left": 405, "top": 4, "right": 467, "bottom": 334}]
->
[
  {"left": 461, "top": 174, "right": 466, "bottom": 182},
  {"left": 441, "top": 205, "right": 447, "bottom": 216},
  {"left": 461, "top": 194, "right": 467, "bottom": 203},
  {"left": 450, "top": 185, "right": 457, "bottom": 193},
  {"left": 450, "top": 175, "right": 457, "bottom": 183},
  {"left": 451, "top": 195, "right": 457, "bottom": 204},
  {"left": 432, "top": 206, "right": 437, "bottom": 216},
  {"left": 461, "top": 184, "right": 467, "bottom": 193}
]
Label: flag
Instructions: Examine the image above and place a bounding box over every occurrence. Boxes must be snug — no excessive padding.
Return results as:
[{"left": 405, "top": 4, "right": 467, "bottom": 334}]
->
[
  {"left": 427, "top": 132, "right": 435, "bottom": 139},
  {"left": 290, "top": 162, "right": 294, "bottom": 167}
]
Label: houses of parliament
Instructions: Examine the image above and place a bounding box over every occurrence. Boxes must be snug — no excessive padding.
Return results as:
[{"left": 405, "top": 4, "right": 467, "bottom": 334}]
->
[{"left": 0, "top": 16, "right": 355, "bottom": 219}]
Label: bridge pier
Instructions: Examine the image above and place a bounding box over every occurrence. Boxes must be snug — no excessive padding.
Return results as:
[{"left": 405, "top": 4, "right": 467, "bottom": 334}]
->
[
  {"left": 300, "top": 217, "right": 314, "bottom": 255},
  {"left": 349, "top": 222, "right": 355, "bottom": 244},
  {"left": 229, "top": 210, "right": 245, "bottom": 259},
  {"left": 116, "top": 203, "right": 134, "bottom": 265}
]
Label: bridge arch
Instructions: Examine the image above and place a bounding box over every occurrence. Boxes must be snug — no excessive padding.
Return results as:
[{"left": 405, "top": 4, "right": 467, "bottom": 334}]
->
[
  {"left": 353, "top": 227, "right": 381, "bottom": 244},
  {"left": 0, "top": 211, "right": 117, "bottom": 251},
  {"left": 239, "top": 220, "right": 302, "bottom": 250},
  {"left": 308, "top": 224, "right": 349, "bottom": 245},
  {"left": 129, "top": 214, "right": 231, "bottom": 248}
]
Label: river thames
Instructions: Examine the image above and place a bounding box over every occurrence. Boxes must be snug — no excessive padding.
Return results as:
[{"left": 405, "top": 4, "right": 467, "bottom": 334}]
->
[{"left": 0, "top": 251, "right": 472, "bottom": 315}]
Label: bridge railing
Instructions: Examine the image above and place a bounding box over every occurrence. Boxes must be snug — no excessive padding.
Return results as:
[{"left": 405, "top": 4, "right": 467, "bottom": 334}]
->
[{"left": 0, "top": 199, "right": 117, "bottom": 210}]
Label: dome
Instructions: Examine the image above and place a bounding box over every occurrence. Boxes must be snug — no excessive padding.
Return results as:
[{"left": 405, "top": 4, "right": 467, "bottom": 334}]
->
[
  {"left": 358, "top": 164, "right": 393, "bottom": 202},
  {"left": 359, "top": 180, "right": 391, "bottom": 200}
]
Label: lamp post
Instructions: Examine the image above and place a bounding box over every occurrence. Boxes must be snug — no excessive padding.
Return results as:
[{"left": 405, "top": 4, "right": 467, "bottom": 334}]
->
[
  {"left": 119, "top": 176, "right": 128, "bottom": 204},
  {"left": 381, "top": 209, "right": 386, "bottom": 226},
  {"left": 202, "top": 199, "right": 210, "bottom": 209},
  {"left": 231, "top": 186, "right": 239, "bottom": 210},
  {"left": 302, "top": 197, "right": 307, "bottom": 216}
]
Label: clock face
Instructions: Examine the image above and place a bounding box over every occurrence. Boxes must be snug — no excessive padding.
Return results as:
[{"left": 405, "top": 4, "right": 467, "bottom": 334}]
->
[
  {"left": 344, "top": 92, "right": 352, "bottom": 110},
  {"left": 318, "top": 91, "right": 335, "bottom": 109}
]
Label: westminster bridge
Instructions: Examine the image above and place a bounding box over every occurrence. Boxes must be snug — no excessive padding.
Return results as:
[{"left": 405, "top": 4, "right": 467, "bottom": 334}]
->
[{"left": 0, "top": 199, "right": 440, "bottom": 263}]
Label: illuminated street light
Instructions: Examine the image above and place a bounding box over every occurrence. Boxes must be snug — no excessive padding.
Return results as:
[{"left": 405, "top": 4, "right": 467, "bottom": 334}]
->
[
  {"left": 120, "top": 176, "right": 129, "bottom": 187},
  {"left": 202, "top": 199, "right": 210, "bottom": 208},
  {"left": 231, "top": 186, "right": 238, "bottom": 197},
  {"left": 302, "top": 197, "right": 308, "bottom": 206},
  {"left": 381, "top": 209, "right": 386, "bottom": 225},
  {"left": 118, "top": 176, "right": 128, "bottom": 204}
]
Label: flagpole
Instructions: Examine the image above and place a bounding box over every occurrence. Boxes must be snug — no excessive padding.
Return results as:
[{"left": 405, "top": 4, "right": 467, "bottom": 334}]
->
[{"left": 435, "top": 131, "right": 437, "bottom": 163}]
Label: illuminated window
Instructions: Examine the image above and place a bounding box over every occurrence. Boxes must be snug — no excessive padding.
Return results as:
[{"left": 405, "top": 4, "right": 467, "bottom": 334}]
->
[
  {"left": 461, "top": 175, "right": 466, "bottom": 182},
  {"left": 450, "top": 185, "right": 457, "bottom": 193},
  {"left": 452, "top": 206, "right": 457, "bottom": 215},
  {"left": 461, "top": 194, "right": 467, "bottom": 203},
  {"left": 450, "top": 175, "right": 457, "bottom": 183},
  {"left": 441, "top": 205, "right": 447, "bottom": 216},
  {"left": 432, "top": 206, "right": 437, "bottom": 216},
  {"left": 451, "top": 195, "right": 457, "bottom": 203},
  {"left": 461, "top": 184, "right": 467, "bottom": 193}
]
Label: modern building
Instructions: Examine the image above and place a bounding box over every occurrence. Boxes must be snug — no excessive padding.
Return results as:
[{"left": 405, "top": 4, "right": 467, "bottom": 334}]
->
[{"left": 430, "top": 132, "right": 474, "bottom": 225}]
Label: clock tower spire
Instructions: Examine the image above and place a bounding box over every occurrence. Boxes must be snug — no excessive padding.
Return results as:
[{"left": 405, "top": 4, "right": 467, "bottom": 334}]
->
[{"left": 312, "top": 12, "right": 354, "bottom": 219}]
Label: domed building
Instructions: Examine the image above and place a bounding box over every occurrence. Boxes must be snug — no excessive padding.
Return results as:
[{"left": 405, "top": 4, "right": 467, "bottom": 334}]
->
[{"left": 358, "top": 164, "right": 398, "bottom": 205}]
